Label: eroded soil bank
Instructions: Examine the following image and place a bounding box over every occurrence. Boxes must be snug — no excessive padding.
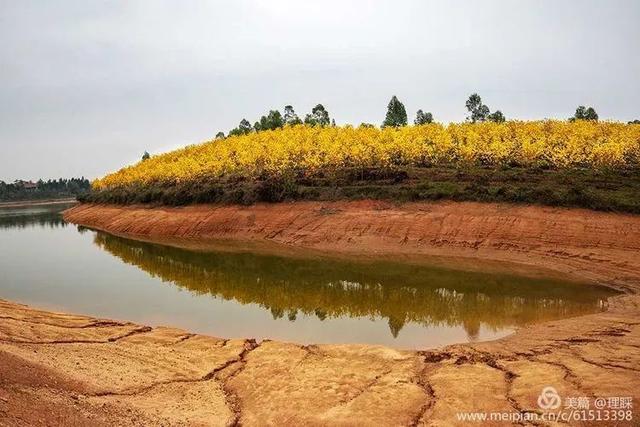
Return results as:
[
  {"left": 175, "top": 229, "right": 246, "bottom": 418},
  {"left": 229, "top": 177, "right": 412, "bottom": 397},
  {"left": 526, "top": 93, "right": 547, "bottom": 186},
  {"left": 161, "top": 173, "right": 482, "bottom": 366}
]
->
[
  {"left": 65, "top": 200, "right": 640, "bottom": 291},
  {"left": 1, "top": 200, "right": 638, "bottom": 425}
]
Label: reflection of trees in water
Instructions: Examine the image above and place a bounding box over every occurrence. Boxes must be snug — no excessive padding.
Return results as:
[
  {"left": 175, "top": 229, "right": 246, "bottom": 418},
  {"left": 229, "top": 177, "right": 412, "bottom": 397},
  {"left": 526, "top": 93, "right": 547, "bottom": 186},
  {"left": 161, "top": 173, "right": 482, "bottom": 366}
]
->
[
  {"left": 93, "top": 232, "right": 616, "bottom": 339},
  {"left": 0, "top": 211, "right": 67, "bottom": 229},
  {"left": 0, "top": 204, "right": 77, "bottom": 229}
]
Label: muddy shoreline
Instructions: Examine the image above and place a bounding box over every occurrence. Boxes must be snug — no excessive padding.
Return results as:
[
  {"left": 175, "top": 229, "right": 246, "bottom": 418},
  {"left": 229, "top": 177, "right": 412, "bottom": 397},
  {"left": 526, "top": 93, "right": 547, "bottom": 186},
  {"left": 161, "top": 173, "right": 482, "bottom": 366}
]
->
[{"left": 1, "top": 200, "right": 638, "bottom": 425}]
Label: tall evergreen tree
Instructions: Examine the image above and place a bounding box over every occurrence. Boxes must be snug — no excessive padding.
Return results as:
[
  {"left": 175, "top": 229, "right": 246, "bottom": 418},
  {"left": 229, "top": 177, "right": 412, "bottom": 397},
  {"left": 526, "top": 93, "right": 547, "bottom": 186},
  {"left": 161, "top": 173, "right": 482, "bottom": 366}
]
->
[
  {"left": 283, "top": 105, "right": 302, "bottom": 125},
  {"left": 266, "top": 110, "right": 284, "bottom": 129},
  {"left": 229, "top": 118, "right": 253, "bottom": 136},
  {"left": 254, "top": 115, "right": 268, "bottom": 132},
  {"left": 238, "top": 118, "right": 252, "bottom": 133},
  {"left": 584, "top": 107, "right": 598, "bottom": 121},
  {"left": 255, "top": 110, "right": 285, "bottom": 131},
  {"left": 569, "top": 106, "right": 598, "bottom": 122},
  {"left": 414, "top": 110, "right": 434, "bottom": 125},
  {"left": 488, "top": 110, "right": 506, "bottom": 123},
  {"left": 304, "top": 104, "right": 331, "bottom": 126},
  {"left": 465, "top": 93, "right": 490, "bottom": 122},
  {"left": 570, "top": 106, "right": 587, "bottom": 121},
  {"left": 382, "top": 96, "right": 408, "bottom": 128}
]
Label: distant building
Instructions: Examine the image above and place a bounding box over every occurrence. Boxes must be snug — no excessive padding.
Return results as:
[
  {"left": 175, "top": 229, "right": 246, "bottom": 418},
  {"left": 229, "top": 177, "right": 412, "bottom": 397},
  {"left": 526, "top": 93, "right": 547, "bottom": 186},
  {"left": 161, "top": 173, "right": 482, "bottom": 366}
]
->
[{"left": 15, "top": 180, "right": 38, "bottom": 191}]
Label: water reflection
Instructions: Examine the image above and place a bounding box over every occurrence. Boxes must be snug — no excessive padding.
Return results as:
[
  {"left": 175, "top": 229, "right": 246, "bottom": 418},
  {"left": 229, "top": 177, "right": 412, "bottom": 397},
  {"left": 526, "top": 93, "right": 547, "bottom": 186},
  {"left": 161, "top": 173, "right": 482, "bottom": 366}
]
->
[
  {"left": 93, "top": 232, "right": 616, "bottom": 340},
  {"left": 0, "top": 204, "right": 76, "bottom": 229}
]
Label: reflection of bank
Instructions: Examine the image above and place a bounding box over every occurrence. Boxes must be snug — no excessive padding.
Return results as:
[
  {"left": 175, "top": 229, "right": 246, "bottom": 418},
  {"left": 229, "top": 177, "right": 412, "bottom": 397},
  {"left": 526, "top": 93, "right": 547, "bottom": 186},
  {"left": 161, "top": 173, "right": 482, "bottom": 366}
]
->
[
  {"left": 0, "top": 206, "right": 74, "bottom": 229},
  {"left": 92, "top": 231, "right": 617, "bottom": 340},
  {"left": 462, "top": 319, "right": 480, "bottom": 341}
]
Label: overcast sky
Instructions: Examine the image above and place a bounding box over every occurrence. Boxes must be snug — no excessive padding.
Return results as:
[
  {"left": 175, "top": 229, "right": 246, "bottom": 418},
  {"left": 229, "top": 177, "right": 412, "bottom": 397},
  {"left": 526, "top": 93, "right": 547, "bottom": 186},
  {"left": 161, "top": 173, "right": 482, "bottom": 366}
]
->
[{"left": 1, "top": 0, "right": 639, "bottom": 181}]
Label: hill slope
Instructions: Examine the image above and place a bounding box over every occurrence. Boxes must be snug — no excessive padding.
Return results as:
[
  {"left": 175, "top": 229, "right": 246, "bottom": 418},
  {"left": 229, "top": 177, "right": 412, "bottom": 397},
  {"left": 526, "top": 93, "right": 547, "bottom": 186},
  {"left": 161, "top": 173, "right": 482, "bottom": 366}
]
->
[{"left": 84, "top": 122, "right": 640, "bottom": 211}]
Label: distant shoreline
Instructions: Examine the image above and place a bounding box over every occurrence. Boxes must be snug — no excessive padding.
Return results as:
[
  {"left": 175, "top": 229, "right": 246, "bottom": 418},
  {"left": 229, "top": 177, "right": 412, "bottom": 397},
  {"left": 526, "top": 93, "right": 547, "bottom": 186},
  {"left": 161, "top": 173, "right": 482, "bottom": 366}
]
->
[{"left": 0, "top": 198, "right": 78, "bottom": 209}]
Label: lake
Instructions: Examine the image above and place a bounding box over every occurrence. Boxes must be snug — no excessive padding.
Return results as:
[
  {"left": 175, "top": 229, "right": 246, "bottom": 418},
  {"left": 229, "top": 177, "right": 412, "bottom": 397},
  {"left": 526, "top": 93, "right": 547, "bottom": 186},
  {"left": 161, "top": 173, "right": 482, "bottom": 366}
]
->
[{"left": 0, "top": 203, "right": 617, "bottom": 349}]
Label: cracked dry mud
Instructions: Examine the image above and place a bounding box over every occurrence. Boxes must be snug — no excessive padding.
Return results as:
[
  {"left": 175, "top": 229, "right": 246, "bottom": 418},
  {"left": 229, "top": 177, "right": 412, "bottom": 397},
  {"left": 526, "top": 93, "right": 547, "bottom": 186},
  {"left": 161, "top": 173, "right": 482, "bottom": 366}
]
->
[
  {"left": 1, "top": 298, "right": 639, "bottom": 426},
  {"left": 1, "top": 200, "right": 640, "bottom": 425}
]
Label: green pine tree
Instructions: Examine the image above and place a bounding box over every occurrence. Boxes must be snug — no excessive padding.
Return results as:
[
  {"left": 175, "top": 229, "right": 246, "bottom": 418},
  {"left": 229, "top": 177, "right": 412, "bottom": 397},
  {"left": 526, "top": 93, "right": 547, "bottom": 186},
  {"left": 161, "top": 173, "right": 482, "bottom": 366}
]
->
[{"left": 382, "top": 96, "right": 408, "bottom": 128}]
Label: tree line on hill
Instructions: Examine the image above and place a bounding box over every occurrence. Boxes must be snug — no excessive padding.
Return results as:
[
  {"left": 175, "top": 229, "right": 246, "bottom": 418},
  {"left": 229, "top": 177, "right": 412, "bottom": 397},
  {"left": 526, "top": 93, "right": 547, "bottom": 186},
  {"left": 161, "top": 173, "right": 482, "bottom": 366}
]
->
[
  {"left": 211, "top": 93, "right": 637, "bottom": 141},
  {"left": 221, "top": 104, "right": 335, "bottom": 138},
  {"left": 140, "top": 95, "right": 639, "bottom": 160},
  {"left": 0, "top": 178, "right": 91, "bottom": 202}
]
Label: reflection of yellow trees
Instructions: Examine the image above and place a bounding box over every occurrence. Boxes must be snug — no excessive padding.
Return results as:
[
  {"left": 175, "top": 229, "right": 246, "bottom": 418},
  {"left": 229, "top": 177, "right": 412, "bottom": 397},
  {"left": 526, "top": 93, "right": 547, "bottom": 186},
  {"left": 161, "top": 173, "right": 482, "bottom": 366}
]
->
[
  {"left": 93, "top": 122, "right": 640, "bottom": 190},
  {"left": 93, "top": 232, "right": 616, "bottom": 338}
]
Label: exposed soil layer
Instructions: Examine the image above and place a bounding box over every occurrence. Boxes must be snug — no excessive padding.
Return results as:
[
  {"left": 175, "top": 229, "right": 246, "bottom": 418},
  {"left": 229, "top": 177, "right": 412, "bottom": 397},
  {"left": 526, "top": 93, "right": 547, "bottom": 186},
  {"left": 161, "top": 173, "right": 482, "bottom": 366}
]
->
[
  {"left": 1, "top": 200, "right": 638, "bottom": 425},
  {"left": 65, "top": 201, "right": 640, "bottom": 291}
]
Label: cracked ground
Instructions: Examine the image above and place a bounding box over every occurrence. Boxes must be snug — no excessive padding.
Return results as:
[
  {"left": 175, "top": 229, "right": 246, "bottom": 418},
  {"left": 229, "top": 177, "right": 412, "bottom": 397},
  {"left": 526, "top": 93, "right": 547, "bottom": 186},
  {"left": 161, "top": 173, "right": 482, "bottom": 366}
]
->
[{"left": 0, "top": 295, "right": 639, "bottom": 426}]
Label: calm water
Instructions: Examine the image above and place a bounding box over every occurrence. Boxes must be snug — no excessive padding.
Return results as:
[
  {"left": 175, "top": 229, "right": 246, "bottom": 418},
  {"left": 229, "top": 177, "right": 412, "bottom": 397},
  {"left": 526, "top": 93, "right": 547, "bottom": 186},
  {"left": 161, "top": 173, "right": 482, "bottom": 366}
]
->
[{"left": 0, "top": 204, "right": 617, "bottom": 349}]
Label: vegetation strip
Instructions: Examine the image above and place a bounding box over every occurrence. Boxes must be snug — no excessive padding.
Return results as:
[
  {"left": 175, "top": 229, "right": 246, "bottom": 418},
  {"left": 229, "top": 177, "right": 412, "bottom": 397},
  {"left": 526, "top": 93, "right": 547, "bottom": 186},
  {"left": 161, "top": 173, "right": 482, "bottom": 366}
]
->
[{"left": 83, "top": 120, "right": 640, "bottom": 211}]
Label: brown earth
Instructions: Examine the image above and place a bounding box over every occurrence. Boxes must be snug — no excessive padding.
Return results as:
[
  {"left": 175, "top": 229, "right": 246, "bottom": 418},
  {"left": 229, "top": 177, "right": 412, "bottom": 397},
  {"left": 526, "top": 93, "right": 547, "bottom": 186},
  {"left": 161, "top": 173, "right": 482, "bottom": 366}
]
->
[
  {"left": 1, "top": 200, "right": 639, "bottom": 426},
  {"left": 64, "top": 201, "right": 640, "bottom": 291}
]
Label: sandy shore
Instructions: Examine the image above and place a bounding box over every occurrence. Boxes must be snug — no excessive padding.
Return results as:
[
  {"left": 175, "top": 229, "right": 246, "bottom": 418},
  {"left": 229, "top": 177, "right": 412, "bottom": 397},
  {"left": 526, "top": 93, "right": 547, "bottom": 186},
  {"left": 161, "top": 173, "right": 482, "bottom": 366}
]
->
[{"left": 1, "top": 200, "right": 638, "bottom": 425}]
